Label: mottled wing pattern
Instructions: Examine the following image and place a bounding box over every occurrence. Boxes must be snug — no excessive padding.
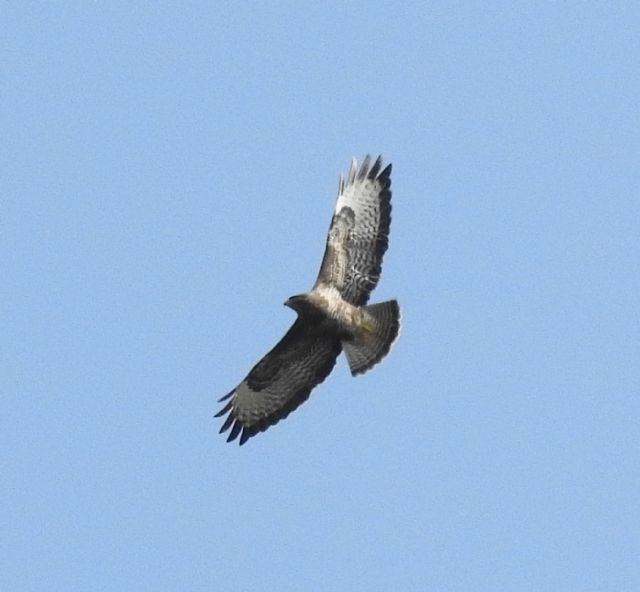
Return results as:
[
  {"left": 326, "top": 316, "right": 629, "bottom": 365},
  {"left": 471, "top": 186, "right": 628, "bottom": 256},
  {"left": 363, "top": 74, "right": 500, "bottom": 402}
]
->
[
  {"left": 215, "top": 318, "right": 342, "bottom": 445},
  {"left": 315, "top": 155, "right": 392, "bottom": 305}
]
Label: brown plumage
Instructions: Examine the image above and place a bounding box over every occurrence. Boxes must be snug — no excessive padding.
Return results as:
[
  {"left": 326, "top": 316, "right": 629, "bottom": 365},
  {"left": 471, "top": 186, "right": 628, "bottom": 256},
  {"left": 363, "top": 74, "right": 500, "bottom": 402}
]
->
[{"left": 216, "top": 155, "right": 400, "bottom": 444}]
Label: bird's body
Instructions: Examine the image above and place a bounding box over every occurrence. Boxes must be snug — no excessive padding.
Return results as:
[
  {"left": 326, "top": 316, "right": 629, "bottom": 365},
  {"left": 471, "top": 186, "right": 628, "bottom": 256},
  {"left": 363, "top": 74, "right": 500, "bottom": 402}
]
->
[
  {"left": 216, "top": 155, "right": 400, "bottom": 444},
  {"left": 286, "top": 286, "right": 367, "bottom": 336}
]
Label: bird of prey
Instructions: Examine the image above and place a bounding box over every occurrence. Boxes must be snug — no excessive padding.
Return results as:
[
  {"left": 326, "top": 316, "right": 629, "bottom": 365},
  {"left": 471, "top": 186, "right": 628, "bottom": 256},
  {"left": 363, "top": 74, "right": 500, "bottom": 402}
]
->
[{"left": 216, "top": 155, "right": 400, "bottom": 444}]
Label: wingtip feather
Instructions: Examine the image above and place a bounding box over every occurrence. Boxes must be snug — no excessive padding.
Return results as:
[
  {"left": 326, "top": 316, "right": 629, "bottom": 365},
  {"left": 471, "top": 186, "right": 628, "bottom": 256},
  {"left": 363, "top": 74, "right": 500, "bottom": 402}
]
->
[
  {"left": 227, "top": 420, "right": 242, "bottom": 442},
  {"left": 218, "top": 390, "right": 234, "bottom": 403},
  {"left": 214, "top": 400, "right": 233, "bottom": 418},
  {"left": 348, "top": 158, "right": 358, "bottom": 184},
  {"left": 368, "top": 155, "right": 382, "bottom": 179},
  {"left": 357, "top": 154, "right": 371, "bottom": 180},
  {"left": 219, "top": 412, "right": 235, "bottom": 434},
  {"left": 343, "top": 154, "right": 390, "bottom": 186}
]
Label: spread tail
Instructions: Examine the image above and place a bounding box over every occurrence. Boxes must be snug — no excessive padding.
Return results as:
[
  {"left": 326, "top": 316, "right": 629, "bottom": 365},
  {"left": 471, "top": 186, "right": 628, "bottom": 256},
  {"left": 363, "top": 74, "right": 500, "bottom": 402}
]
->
[{"left": 343, "top": 299, "right": 400, "bottom": 376}]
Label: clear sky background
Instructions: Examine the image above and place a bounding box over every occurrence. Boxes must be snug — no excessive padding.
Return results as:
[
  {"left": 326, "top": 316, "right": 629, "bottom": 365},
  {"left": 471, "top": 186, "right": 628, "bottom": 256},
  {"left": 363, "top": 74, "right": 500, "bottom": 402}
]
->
[{"left": 3, "top": 3, "right": 639, "bottom": 591}]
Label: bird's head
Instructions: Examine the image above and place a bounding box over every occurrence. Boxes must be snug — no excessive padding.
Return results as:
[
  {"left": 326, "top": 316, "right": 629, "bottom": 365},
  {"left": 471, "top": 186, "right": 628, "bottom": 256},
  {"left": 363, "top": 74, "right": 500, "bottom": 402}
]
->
[
  {"left": 284, "top": 294, "right": 302, "bottom": 311},
  {"left": 284, "top": 293, "right": 313, "bottom": 314}
]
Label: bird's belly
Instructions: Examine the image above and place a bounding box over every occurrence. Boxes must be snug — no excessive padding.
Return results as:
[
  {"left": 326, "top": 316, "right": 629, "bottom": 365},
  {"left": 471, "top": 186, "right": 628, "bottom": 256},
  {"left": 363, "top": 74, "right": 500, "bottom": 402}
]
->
[{"left": 313, "top": 285, "right": 362, "bottom": 335}]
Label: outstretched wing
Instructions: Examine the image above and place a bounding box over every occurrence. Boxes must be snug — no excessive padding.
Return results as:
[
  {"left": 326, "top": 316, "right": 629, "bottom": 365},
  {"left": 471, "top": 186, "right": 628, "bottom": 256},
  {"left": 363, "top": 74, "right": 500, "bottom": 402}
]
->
[
  {"left": 314, "top": 155, "right": 392, "bottom": 305},
  {"left": 216, "top": 318, "right": 342, "bottom": 445}
]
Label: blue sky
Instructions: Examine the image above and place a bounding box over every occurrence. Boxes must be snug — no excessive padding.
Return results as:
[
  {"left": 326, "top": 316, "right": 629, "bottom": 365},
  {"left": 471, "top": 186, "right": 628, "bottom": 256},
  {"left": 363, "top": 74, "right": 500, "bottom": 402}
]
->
[{"left": 3, "top": 2, "right": 639, "bottom": 590}]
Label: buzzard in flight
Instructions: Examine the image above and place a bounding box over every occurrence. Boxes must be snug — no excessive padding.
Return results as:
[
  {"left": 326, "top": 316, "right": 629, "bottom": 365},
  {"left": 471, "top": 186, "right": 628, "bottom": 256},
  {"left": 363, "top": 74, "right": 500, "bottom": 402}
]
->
[{"left": 216, "top": 155, "right": 400, "bottom": 444}]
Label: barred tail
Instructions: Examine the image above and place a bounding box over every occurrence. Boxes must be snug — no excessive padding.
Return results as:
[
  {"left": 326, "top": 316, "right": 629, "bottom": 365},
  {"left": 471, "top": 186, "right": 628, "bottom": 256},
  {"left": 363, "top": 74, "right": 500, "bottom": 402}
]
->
[{"left": 343, "top": 299, "right": 400, "bottom": 376}]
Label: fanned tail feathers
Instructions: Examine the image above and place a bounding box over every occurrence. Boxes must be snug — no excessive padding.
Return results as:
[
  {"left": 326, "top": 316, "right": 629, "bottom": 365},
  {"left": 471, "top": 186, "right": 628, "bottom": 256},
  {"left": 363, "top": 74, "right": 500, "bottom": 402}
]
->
[{"left": 342, "top": 299, "right": 400, "bottom": 376}]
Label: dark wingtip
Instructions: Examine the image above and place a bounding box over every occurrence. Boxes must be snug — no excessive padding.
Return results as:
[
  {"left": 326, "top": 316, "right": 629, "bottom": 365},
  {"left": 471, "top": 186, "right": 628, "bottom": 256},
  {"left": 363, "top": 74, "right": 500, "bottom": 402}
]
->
[
  {"left": 219, "top": 411, "right": 235, "bottom": 434},
  {"left": 218, "top": 390, "right": 234, "bottom": 403},
  {"left": 227, "top": 420, "right": 242, "bottom": 442},
  {"left": 368, "top": 155, "right": 383, "bottom": 179},
  {"left": 357, "top": 154, "right": 371, "bottom": 180},
  {"left": 214, "top": 400, "right": 233, "bottom": 418}
]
